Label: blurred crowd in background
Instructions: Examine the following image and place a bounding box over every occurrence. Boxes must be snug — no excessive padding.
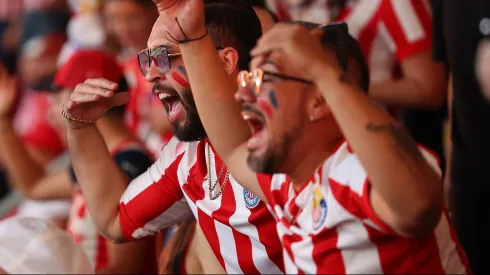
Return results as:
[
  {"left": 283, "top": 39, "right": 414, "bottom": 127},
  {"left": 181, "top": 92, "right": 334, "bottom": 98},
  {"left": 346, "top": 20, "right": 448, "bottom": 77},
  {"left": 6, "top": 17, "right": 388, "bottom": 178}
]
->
[{"left": 0, "top": 0, "right": 487, "bottom": 274}]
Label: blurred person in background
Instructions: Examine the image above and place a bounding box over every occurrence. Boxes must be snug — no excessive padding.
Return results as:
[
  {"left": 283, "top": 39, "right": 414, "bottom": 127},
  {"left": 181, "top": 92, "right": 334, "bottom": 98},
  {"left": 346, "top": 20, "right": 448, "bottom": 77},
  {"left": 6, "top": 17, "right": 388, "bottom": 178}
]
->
[
  {"left": 0, "top": 216, "right": 93, "bottom": 274},
  {"left": 265, "top": 0, "right": 447, "bottom": 168},
  {"left": 432, "top": 0, "right": 490, "bottom": 273},
  {"left": 103, "top": 0, "right": 172, "bottom": 156},
  {"left": 1, "top": 32, "right": 71, "bottom": 226},
  {"left": 159, "top": 218, "right": 225, "bottom": 274},
  {"left": 0, "top": 50, "right": 159, "bottom": 274}
]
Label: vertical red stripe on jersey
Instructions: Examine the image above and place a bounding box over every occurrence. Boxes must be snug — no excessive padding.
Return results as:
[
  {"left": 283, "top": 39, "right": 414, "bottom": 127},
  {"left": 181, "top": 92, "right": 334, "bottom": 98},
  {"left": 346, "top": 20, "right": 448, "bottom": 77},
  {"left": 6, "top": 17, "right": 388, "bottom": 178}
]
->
[
  {"left": 311, "top": 229, "right": 345, "bottom": 274},
  {"left": 354, "top": 10, "right": 379, "bottom": 68},
  {"left": 211, "top": 154, "right": 259, "bottom": 274},
  {"left": 281, "top": 232, "right": 305, "bottom": 274},
  {"left": 183, "top": 143, "right": 227, "bottom": 270},
  {"left": 365, "top": 226, "right": 445, "bottom": 273},
  {"left": 248, "top": 201, "right": 285, "bottom": 272},
  {"left": 381, "top": 0, "right": 431, "bottom": 60},
  {"left": 409, "top": 0, "right": 432, "bottom": 33}
]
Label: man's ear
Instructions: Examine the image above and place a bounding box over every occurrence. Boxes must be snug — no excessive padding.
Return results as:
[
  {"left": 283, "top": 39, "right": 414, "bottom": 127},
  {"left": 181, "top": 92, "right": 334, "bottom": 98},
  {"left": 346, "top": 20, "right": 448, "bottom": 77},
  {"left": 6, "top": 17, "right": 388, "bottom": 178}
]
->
[
  {"left": 218, "top": 47, "right": 239, "bottom": 75},
  {"left": 307, "top": 91, "right": 331, "bottom": 122}
]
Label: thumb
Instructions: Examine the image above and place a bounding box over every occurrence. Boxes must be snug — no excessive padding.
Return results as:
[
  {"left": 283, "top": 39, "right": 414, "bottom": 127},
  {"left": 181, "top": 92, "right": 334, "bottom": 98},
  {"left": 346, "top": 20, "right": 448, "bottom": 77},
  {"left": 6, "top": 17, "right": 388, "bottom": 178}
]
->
[{"left": 110, "top": 92, "right": 130, "bottom": 107}]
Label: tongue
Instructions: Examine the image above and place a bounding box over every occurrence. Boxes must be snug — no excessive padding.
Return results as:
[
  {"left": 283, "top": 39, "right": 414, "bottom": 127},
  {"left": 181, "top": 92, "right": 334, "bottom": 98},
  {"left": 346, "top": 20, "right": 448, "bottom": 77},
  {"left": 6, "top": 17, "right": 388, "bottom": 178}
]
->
[{"left": 168, "top": 100, "right": 183, "bottom": 121}]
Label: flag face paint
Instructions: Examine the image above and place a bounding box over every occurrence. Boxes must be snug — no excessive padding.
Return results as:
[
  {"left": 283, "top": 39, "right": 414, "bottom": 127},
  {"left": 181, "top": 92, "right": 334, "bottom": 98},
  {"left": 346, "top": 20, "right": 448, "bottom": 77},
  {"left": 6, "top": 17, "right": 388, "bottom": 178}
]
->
[
  {"left": 268, "top": 90, "right": 279, "bottom": 109},
  {"left": 257, "top": 99, "right": 273, "bottom": 119},
  {"left": 177, "top": 65, "right": 188, "bottom": 77},
  {"left": 171, "top": 72, "right": 190, "bottom": 88}
]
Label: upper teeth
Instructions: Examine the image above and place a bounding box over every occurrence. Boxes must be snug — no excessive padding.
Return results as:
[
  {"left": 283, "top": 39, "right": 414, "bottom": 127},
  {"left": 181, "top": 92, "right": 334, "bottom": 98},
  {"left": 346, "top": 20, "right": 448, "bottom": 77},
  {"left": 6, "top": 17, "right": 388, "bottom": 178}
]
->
[{"left": 158, "top": 93, "right": 172, "bottom": 100}]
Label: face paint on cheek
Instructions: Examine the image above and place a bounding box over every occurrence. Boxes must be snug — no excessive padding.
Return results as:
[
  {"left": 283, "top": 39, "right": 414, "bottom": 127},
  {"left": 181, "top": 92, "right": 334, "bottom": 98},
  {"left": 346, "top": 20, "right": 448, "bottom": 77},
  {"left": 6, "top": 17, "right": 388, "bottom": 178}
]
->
[
  {"left": 177, "top": 65, "right": 188, "bottom": 77},
  {"left": 171, "top": 72, "right": 190, "bottom": 88},
  {"left": 257, "top": 99, "right": 273, "bottom": 119},
  {"left": 268, "top": 90, "right": 279, "bottom": 109}
]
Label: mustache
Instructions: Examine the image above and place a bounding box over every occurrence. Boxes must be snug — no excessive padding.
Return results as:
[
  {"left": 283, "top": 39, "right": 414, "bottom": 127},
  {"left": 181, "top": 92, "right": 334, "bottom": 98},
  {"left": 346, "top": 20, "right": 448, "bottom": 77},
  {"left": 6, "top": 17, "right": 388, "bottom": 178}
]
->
[
  {"left": 242, "top": 103, "right": 266, "bottom": 121},
  {"left": 152, "top": 83, "right": 175, "bottom": 94}
]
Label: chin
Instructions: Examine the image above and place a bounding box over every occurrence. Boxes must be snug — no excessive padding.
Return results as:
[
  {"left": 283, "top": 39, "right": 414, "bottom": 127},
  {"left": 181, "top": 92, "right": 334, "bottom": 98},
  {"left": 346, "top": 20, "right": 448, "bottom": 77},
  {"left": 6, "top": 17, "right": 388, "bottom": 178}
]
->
[{"left": 246, "top": 151, "right": 277, "bottom": 175}]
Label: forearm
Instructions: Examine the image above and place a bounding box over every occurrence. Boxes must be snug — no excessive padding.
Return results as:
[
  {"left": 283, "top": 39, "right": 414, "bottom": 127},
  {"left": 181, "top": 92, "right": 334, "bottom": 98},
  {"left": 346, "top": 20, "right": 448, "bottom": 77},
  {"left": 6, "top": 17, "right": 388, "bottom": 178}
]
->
[
  {"left": 179, "top": 36, "right": 250, "bottom": 160},
  {"left": 370, "top": 78, "right": 445, "bottom": 109},
  {"left": 316, "top": 66, "right": 442, "bottom": 220},
  {"left": 0, "top": 119, "right": 46, "bottom": 195},
  {"left": 67, "top": 125, "right": 127, "bottom": 240}
]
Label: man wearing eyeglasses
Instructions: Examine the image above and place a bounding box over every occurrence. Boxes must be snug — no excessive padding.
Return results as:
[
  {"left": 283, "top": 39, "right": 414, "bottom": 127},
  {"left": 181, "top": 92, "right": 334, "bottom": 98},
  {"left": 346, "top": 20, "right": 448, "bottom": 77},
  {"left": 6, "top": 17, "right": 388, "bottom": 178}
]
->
[
  {"left": 146, "top": 1, "right": 470, "bottom": 274},
  {"left": 60, "top": 0, "right": 284, "bottom": 274}
]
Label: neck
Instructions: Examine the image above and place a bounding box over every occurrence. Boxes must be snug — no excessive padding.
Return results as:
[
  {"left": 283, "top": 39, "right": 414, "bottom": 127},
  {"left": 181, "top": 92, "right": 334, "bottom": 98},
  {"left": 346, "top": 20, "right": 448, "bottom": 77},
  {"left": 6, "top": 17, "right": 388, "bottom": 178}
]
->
[
  {"left": 96, "top": 117, "right": 135, "bottom": 152},
  {"left": 287, "top": 128, "right": 342, "bottom": 190}
]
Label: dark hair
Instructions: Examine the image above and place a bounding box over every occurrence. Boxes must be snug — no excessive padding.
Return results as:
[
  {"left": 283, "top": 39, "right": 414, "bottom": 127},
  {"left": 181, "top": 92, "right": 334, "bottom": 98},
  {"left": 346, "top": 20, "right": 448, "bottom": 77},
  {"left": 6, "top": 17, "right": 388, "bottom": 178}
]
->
[
  {"left": 294, "top": 21, "right": 369, "bottom": 92},
  {"left": 204, "top": 0, "right": 263, "bottom": 70},
  {"left": 106, "top": 75, "right": 129, "bottom": 118}
]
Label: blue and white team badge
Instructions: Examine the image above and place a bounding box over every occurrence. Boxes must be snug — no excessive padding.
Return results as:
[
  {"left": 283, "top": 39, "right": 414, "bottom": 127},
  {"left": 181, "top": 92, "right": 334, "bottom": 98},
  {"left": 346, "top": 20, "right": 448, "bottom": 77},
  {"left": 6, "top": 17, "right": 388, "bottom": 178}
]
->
[
  {"left": 243, "top": 189, "right": 260, "bottom": 208},
  {"left": 312, "top": 186, "right": 327, "bottom": 230}
]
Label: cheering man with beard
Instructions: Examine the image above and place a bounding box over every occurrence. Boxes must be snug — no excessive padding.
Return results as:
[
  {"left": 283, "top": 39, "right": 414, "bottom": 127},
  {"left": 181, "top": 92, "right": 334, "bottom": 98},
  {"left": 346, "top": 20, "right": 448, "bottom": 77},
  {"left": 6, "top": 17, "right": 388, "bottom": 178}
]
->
[
  {"left": 144, "top": 0, "right": 470, "bottom": 273},
  {"left": 61, "top": 0, "right": 284, "bottom": 274}
]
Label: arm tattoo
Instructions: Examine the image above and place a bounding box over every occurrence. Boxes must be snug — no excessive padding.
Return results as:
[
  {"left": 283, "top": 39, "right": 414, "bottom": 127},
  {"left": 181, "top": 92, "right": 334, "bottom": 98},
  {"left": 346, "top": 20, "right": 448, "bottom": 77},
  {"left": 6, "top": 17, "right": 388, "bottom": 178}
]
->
[{"left": 365, "top": 122, "right": 424, "bottom": 163}]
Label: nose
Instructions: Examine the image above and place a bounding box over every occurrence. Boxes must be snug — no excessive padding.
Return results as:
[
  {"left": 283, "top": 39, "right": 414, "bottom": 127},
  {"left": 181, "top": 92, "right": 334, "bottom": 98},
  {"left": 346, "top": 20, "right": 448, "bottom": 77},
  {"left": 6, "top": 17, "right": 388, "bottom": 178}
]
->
[
  {"left": 235, "top": 85, "right": 257, "bottom": 104},
  {"left": 145, "top": 61, "right": 166, "bottom": 83}
]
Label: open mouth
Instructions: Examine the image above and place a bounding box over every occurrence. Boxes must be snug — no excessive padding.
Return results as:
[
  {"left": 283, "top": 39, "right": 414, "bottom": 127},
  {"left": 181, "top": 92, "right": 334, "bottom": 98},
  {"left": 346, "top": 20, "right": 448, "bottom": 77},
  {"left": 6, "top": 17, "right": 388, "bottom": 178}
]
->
[
  {"left": 157, "top": 92, "right": 184, "bottom": 121},
  {"left": 242, "top": 110, "right": 268, "bottom": 152}
]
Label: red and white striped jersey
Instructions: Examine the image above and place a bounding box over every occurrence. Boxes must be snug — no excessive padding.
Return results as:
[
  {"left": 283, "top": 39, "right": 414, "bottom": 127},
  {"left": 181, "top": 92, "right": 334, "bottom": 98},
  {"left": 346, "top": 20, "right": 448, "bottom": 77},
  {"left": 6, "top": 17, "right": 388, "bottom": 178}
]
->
[
  {"left": 119, "top": 137, "right": 285, "bottom": 274},
  {"left": 268, "top": 0, "right": 432, "bottom": 83},
  {"left": 257, "top": 140, "right": 470, "bottom": 274}
]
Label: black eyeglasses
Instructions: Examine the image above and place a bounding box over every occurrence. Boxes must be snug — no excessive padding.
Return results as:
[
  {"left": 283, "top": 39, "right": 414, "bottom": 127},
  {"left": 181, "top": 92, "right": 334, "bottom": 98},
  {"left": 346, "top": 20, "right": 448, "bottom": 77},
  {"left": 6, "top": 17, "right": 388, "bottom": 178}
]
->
[
  {"left": 137, "top": 45, "right": 223, "bottom": 76},
  {"left": 237, "top": 68, "right": 313, "bottom": 95}
]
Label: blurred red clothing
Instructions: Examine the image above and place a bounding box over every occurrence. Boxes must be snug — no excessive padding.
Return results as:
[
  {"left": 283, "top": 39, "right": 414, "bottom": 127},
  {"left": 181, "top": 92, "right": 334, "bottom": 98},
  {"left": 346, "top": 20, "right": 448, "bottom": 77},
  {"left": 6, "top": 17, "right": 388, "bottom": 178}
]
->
[{"left": 12, "top": 90, "right": 65, "bottom": 157}]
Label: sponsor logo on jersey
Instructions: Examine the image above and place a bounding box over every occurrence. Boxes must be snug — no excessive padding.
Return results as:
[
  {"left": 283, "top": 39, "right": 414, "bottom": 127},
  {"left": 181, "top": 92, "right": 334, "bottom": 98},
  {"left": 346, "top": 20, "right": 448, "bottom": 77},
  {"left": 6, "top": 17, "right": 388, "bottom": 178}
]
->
[{"left": 243, "top": 189, "right": 260, "bottom": 208}]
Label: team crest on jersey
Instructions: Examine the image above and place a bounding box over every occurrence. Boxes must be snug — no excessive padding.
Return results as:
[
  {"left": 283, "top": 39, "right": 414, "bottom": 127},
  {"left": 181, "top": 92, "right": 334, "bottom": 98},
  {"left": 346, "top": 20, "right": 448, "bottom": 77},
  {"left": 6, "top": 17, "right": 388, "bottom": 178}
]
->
[
  {"left": 243, "top": 189, "right": 260, "bottom": 208},
  {"left": 312, "top": 186, "right": 327, "bottom": 230}
]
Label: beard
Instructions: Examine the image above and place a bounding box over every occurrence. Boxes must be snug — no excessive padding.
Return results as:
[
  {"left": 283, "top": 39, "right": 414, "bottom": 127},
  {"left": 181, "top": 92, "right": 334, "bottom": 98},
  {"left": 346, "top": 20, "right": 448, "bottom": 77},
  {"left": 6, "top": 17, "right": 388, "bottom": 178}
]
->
[
  {"left": 246, "top": 119, "right": 304, "bottom": 174},
  {"left": 170, "top": 91, "right": 207, "bottom": 142}
]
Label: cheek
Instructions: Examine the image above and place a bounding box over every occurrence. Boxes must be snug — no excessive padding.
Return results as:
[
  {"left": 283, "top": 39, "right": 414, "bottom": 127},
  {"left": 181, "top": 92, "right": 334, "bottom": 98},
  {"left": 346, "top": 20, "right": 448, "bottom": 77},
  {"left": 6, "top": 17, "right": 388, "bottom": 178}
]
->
[{"left": 171, "top": 66, "right": 190, "bottom": 88}]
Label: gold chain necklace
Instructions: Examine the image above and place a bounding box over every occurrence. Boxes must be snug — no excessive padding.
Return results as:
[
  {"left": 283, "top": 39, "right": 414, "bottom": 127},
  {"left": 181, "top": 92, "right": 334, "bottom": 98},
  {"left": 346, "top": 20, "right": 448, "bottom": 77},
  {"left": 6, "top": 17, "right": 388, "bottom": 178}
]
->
[{"left": 207, "top": 144, "right": 230, "bottom": 200}]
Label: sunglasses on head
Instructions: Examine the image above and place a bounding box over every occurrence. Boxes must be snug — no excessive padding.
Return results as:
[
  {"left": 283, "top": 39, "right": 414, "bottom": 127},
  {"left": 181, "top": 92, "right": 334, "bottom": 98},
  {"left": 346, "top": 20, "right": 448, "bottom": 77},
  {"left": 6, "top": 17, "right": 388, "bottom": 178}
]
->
[{"left": 137, "top": 45, "right": 224, "bottom": 76}]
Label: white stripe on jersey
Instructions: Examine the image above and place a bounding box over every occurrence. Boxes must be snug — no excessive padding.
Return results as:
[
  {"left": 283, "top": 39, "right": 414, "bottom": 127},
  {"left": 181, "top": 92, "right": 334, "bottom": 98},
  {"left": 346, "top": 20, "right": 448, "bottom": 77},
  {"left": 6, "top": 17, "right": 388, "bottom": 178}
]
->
[
  {"left": 119, "top": 137, "right": 284, "bottom": 274},
  {"left": 390, "top": 0, "right": 426, "bottom": 42}
]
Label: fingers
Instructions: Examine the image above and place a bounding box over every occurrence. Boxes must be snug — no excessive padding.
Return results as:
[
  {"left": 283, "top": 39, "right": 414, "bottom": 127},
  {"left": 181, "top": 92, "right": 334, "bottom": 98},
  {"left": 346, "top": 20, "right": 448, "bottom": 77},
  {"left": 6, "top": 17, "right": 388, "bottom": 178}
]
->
[
  {"left": 74, "top": 82, "right": 115, "bottom": 98},
  {"left": 84, "top": 78, "right": 118, "bottom": 91}
]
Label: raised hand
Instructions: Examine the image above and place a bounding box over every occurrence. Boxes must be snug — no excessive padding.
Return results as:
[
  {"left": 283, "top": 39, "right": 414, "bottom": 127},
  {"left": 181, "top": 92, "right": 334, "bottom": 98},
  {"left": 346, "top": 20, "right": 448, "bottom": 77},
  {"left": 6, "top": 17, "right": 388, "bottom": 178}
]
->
[
  {"left": 63, "top": 78, "right": 130, "bottom": 128},
  {"left": 152, "top": 0, "right": 206, "bottom": 43},
  {"left": 0, "top": 63, "right": 18, "bottom": 119},
  {"left": 250, "top": 23, "right": 338, "bottom": 83}
]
